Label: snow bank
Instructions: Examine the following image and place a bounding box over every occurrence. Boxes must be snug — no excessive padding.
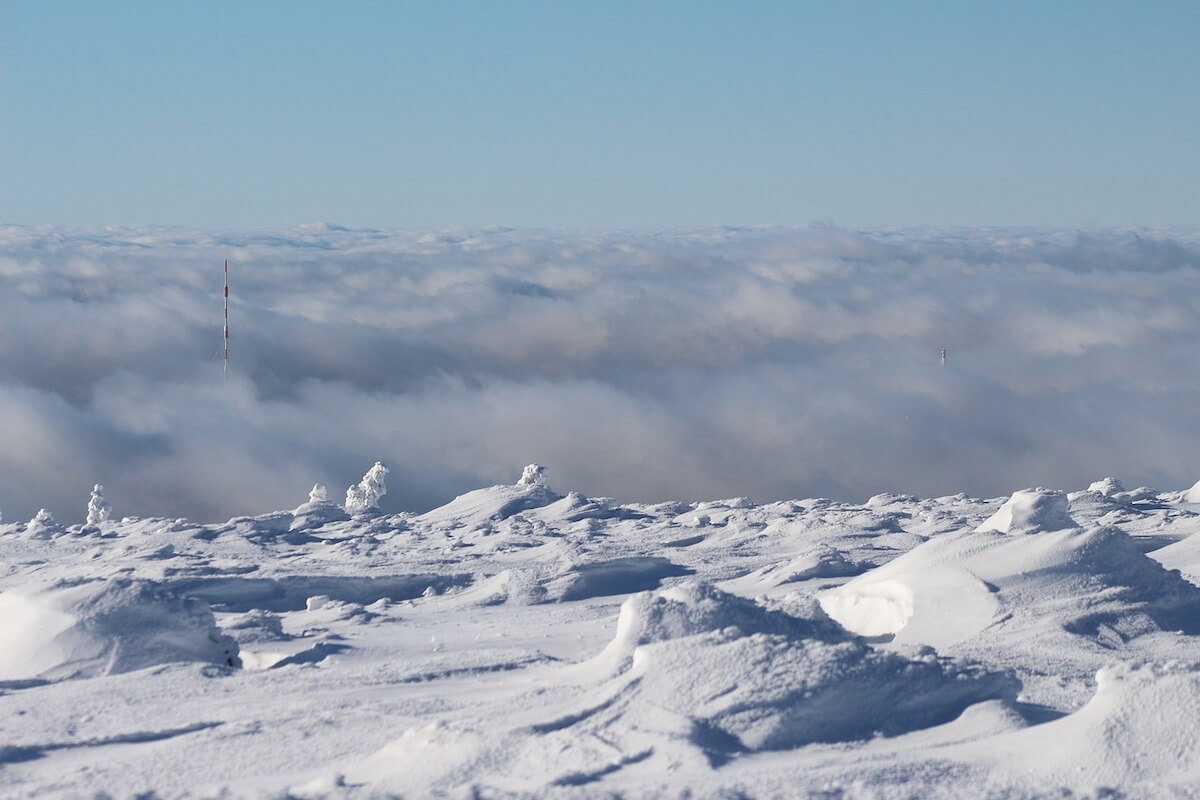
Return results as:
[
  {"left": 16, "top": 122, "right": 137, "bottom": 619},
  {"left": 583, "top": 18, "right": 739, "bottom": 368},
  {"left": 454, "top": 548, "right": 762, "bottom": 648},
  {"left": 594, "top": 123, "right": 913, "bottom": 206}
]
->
[
  {"left": 579, "top": 581, "right": 1016, "bottom": 750},
  {"left": 1185, "top": 478, "right": 1200, "bottom": 504},
  {"left": 0, "top": 578, "right": 239, "bottom": 681}
]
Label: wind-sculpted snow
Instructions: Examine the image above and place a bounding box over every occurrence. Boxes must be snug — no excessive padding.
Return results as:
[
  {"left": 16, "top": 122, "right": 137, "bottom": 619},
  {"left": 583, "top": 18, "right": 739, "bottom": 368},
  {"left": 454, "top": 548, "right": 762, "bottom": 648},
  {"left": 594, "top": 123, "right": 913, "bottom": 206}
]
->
[
  {"left": 0, "top": 578, "right": 238, "bottom": 681},
  {"left": 3, "top": 476, "right": 1200, "bottom": 796},
  {"left": 820, "top": 490, "right": 1200, "bottom": 713},
  {"left": 594, "top": 583, "right": 1018, "bottom": 752},
  {"left": 3, "top": 224, "right": 1200, "bottom": 523},
  {"left": 339, "top": 582, "right": 1017, "bottom": 790},
  {"left": 1149, "top": 532, "right": 1200, "bottom": 584},
  {"left": 975, "top": 488, "right": 1078, "bottom": 534}
]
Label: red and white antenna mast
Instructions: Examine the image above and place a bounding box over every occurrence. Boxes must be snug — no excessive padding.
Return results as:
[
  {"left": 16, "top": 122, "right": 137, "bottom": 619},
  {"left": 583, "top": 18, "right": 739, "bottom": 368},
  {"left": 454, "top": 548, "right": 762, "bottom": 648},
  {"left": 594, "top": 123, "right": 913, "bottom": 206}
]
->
[{"left": 223, "top": 259, "right": 229, "bottom": 379}]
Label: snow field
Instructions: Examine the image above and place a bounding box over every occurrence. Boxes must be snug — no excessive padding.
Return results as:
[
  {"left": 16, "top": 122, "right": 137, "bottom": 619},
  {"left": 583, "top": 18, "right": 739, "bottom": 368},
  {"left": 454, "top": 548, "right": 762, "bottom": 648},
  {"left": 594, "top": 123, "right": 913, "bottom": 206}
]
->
[{"left": 2, "top": 472, "right": 1200, "bottom": 796}]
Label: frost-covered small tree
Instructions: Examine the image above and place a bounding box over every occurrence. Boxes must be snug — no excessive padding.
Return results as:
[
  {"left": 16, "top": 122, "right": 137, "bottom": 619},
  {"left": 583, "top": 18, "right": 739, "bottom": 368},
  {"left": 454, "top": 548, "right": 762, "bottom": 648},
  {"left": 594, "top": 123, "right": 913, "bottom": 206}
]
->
[
  {"left": 27, "top": 507, "right": 59, "bottom": 538},
  {"left": 87, "top": 484, "right": 112, "bottom": 526},
  {"left": 518, "top": 463, "right": 549, "bottom": 488},
  {"left": 345, "top": 462, "right": 388, "bottom": 515},
  {"left": 308, "top": 483, "right": 328, "bottom": 504}
]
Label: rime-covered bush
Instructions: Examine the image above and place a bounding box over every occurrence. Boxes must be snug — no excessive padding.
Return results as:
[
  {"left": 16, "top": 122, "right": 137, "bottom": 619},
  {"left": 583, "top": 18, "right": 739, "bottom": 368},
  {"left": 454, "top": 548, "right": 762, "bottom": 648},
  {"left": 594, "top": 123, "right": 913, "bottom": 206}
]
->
[
  {"left": 308, "top": 483, "right": 328, "bottom": 503},
  {"left": 345, "top": 462, "right": 388, "bottom": 515},
  {"left": 86, "top": 484, "right": 112, "bottom": 526},
  {"left": 518, "top": 463, "right": 549, "bottom": 488},
  {"left": 25, "top": 509, "right": 60, "bottom": 539}
]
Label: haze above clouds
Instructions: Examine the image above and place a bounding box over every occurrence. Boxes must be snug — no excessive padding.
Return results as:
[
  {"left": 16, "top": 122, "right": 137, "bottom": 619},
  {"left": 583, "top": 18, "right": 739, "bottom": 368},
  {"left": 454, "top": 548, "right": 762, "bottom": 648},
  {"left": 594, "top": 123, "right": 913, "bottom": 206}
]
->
[
  {"left": 1, "top": 223, "right": 1197, "bottom": 523},
  {"left": 5, "top": 4, "right": 1198, "bottom": 229}
]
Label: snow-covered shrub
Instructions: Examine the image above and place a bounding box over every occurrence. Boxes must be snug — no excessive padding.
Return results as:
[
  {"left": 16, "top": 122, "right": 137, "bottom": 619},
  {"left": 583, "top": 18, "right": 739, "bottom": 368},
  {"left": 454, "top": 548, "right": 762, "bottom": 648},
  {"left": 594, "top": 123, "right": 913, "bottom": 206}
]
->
[
  {"left": 291, "top": 481, "right": 349, "bottom": 532},
  {"left": 517, "top": 463, "right": 549, "bottom": 488},
  {"left": 345, "top": 462, "right": 388, "bottom": 515},
  {"left": 86, "top": 484, "right": 112, "bottom": 526},
  {"left": 25, "top": 509, "right": 61, "bottom": 539}
]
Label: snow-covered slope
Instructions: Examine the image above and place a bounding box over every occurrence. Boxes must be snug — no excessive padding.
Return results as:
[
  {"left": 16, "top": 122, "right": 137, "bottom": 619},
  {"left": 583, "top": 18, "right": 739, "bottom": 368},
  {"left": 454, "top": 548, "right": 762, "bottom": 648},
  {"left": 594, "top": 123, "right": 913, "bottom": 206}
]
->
[{"left": 3, "top": 472, "right": 1200, "bottom": 797}]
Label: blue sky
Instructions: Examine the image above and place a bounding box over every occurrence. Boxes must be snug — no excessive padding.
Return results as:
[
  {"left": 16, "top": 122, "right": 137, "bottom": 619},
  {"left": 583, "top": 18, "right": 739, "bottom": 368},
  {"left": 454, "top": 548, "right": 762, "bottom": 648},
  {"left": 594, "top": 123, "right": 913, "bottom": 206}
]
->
[{"left": 2, "top": 1, "right": 1197, "bottom": 228}]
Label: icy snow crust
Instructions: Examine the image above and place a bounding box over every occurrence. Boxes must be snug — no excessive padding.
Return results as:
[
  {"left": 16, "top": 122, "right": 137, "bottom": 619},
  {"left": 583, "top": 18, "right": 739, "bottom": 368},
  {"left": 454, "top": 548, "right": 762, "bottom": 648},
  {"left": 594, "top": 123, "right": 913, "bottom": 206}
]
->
[{"left": 3, "top": 480, "right": 1200, "bottom": 796}]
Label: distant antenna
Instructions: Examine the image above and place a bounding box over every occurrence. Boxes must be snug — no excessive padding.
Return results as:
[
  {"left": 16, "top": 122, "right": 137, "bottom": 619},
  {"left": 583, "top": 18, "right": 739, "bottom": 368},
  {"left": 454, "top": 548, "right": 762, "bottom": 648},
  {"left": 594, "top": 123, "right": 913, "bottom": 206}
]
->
[
  {"left": 941, "top": 347, "right": 947, "bottom": 367},
  {"left": 223, "top": 259, "right": 229, "bottom": 379}
]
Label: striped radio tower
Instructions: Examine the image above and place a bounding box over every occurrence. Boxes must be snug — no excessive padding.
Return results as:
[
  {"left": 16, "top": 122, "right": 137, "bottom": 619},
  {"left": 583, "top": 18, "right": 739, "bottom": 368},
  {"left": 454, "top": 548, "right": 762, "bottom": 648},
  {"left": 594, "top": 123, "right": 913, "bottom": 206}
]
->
[{"left": 223, "top": 259, "right": 229, "bottom": 379}]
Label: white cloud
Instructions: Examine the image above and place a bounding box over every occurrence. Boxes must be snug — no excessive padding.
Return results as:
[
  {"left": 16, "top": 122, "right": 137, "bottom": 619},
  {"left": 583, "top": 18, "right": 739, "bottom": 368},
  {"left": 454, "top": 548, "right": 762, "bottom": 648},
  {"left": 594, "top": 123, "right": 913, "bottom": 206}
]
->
[{"left": 1, "top": 223, "right": 1198, "bottom": 522}]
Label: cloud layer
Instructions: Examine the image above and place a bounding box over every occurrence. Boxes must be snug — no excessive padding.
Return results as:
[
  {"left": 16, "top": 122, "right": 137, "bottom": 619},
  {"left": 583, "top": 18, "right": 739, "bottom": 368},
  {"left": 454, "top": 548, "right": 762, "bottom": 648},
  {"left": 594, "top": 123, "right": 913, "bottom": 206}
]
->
[{"left": 2, "top": 223, "right": 1199, "bottom": 523}]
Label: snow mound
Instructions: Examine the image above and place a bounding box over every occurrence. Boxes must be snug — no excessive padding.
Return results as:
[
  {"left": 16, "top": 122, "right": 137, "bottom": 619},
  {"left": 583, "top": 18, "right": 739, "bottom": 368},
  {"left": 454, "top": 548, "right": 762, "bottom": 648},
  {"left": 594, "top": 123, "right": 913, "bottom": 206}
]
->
[
  {"left": 576, "top": 582, "right": 1017, "bottom": 751},
  {"left": 598, "top": 581, "right": 841, "bottom": 666},
  {"left": 450, "top": 569, "right": 548, "bottom": 607},
  {"left": 819, "top": 566, "right": 993, "bottom": 646},
  {"left": 1184, "top": 479, "right": 1200, "bottom": 504},
  {"left": 982, "top": 662, "right": 1200, "bottom": 787},
  {"left": 865, "top": 492, "right": 918, "bottom": 510},
  {"left": 524, "top": 491, "right": 649, "bottom": 524},
  {"left": 548, "top": 556, "right": 693, "bottom": 602},
  {"left": 976, "top": 489, "right": 1078, "bottom": 534},
  {"left": 291, "top": 483, "right": 350, "bottom": 531},
  {"left": 0, "top": 578, "right": 240, "bottom": 681},
  {"left": 1087, "top": 477, "right": 1126, "bottom": 497},
  {"left": 1148, "top": 531, "right": 1200, "bottom": 585},
  {"left": 417, "top": 482, "right": 562, "bottom": 528},
  {"left": 821, "top": 522, "right": 1200, "bottom": 651},
  {"left": 729, "top": 546, "right": 864, "bottom": 592}
]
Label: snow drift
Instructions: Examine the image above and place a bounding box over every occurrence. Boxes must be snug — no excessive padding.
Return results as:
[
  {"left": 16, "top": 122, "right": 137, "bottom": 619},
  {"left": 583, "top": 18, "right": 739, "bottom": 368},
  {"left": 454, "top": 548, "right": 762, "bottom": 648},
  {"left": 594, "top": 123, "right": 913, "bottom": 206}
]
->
[
  {"left": 976, "top": 488, "right": 1078, "bottom": 534},
  {"left": 569, "top": 581, "right": 1018, "bottom": 751},
  {"left": 978, "top": 661, "right": 1200, "bottom": 790},
  {"left": 819, "top": 490, "right": 1200, "bottom": 654},
  {"left": 417, "top": 467, "right": 563, "bottom": 530},
  {"left": 0, "top": 578, "right": 239, "bottom": 681},
  {"left": 4, "top": 472, "right": 1200, "bottom": 797}
]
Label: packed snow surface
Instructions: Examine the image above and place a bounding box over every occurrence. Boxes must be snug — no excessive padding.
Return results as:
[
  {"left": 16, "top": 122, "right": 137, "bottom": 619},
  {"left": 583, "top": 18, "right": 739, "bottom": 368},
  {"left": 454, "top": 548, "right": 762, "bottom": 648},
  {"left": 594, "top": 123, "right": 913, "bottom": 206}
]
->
[{"left": 4, "top": 474, "right": 1200, "bottom": 797}]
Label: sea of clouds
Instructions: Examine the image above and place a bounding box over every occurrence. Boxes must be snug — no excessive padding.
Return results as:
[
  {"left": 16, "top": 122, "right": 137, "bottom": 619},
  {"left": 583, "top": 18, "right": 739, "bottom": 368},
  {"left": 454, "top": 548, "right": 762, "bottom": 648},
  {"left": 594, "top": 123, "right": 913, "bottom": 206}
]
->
[{"left": 1, "top": 223, "right": 1198, "bottom": 523}]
